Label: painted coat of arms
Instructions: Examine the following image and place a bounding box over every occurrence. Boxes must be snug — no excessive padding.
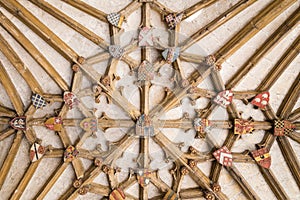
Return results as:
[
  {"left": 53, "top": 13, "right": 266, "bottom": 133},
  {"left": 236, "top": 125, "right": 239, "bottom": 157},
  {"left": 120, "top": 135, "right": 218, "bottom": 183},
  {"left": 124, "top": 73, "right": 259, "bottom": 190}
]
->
[
  {"left": 213, "top": 90, "right": 233, "bottom": 108},
  {"left": 29, "top": 143, "right": 45, "bottom": 162},
  {"left": 45, "top": 117, "right": 63, "bottom": 131},
  {"left": 213, "top": 146, "right": 233, "bottom": 167},
  {"left": 251, "top": 147, "right": 271, "bottom": 169},
  {"left": 136, "top": 114, "right": 154, "bottom": 137},
  {"left": 10, "top": 116, "right": 26, "bottom": 130}
]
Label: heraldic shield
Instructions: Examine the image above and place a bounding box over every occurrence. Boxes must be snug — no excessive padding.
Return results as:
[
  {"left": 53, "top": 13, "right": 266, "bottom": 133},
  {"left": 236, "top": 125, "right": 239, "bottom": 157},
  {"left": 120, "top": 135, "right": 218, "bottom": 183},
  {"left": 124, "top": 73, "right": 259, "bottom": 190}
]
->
[
  {"left": 64, "top": 92, "right": 79, "bottom": 110},
  {"left": 32, "top": 93, "right": 47, "bottom": 109},
  {"left": 234, "top": 119, "right": 254, "bottom": 135},
  {"left": 109, "top": 188, "right": 126, "bottom": 200},
  {"left": 137, "top": 169, "right": 152, "bottom": 187},
  {"left": 162, "top": 47, "right": 180, "bottom": 64},
  {"left": 109, "top": 45, "right": 124, "bottom": 58},
  {"left": 64, "top": 145, "right": 79, "bottom": 162},
  {"left": 138, "top": 60, "right": 154, "bottom": 81},
  {"left": 163, "top": 190, "right": 179, "bottom": 200},
  {"left": 251, "top": 147, "right": 271, "bottom": 169},
  {"left": 213, "top": 146, "right": 233, "bottom": 167},
  {"left": 45, "top": 117, "right": 63, "bottom": 131},
  {"left": 213, "top": 90, "right": 233, "bottom": 108},
  {"left": 10, "top": 116, "right": 26, "bottom": 130},
  {"left": 164, "top": 13, "right": 183, "bottom": 29},
  {"left": 274, "top": 120, "right": 295, "bottom": 136},
  {"left": 251, "top": 91, "right": 270, "bottom": 109},
  {"left": 30, "top": 143, "right": 45, "bottom": 162},
  {"left": 193, "top": 118, "right": 211, "bottom": 134},
  {"left": 136, "top": 114, "right": 154, "bottom": 137},
  {"left": 107, "top": 13, "right": 124, "bottom": 28},
  {"left": 139, "top": 27, "right": 154, "bottom": 47},
  {"left": 80, "top": 118, "right": 97, "bottom": 133}
]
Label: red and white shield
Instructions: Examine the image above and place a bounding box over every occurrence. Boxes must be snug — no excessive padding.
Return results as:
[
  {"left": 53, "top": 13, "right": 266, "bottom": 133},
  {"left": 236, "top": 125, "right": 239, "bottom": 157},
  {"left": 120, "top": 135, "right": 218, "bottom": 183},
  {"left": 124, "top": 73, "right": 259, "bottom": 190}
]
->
[
  {"left": 139, "top": 27, "right": 154, "bottom": 47},
  {"left": 45, "top": 117, "right": 63, "bottom": 131},
  {"left": 213, "top": 146, "right": 233, "bottom": 167},
  {"left": 213, "top": 90, "right": 233, "bottom": 108},
  {"left": 274, "top": 120, "right": 295, "bottom": 136},
  {"left": 64, "top": 92, "right": 79, "bottom": 110},
  {"left": 234, "top": 119, "right": 254, "bottom": 135},
  {"left": 251, "top": 91, "right": 269, "bottom": 109},
  {"left": 10, "top": 116, "right": 26, "bottom": 131},
  {"left": 30, "top": 143, "right": 45, "bottom": 162},
  {"left": 251, "top": 148, "right": 271, "bottom": 169}
]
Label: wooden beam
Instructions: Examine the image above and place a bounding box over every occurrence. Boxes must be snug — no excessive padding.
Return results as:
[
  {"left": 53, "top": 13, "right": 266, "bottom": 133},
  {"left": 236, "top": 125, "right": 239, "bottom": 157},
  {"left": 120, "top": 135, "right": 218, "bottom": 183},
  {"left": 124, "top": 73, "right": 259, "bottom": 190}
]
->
[
  {"left": 182, "top": 0, "right": 218, "bottom": 20},
  {"left": 276, "top": 73, "right": 300, "bottom": 118},
  {"left": 10, "top": 160, "right": 41, "bottom": 200},
  {"left": 0, "top": 105, "right": 16, "bottom": 117},
  {"left": 61, "top": 0, "right": 107, "bottom": 23},
  {"left": 256, "top": 35, "right": 300, "bottom": 91},
  {"left": 0, "top": 128, "right": 16, "bottom": 141},
  {"left": 258, "top": 167, "right": 289, "bottom": 200},
  {"left": 89, "top": 183, "right": 110, "bottom": 196},
  {"left": 0, "top": 33, "right": 43, "bottom": 94},
  {"left": 0, "top": 61, "right": 24, "bottom": 116},
  {"left": 35, "top": 162, "right": 69, "bottom": 200},
  {"left": 29, "top": 0, "right": 109, "bottom": 49},
  {"left": 214, "top": 0, "right": 297, "bottom": 65},
  {"left": 288, "top": 107, "right": 300, "bottom": 122},
  {"left": 226, "top": 166, "right": 261, "bottom": 200},
  {"left": 180, "top": 0, "right": 258, "bottom": 51},
  {"left": 0, "top": 131, "right": 22, "bottom": 189},
  {"left": 277, "top": 136, "right": 300, "bottom": 188},
  {"left": 0, "top": 11, "right": 69, "bottom": 91},
  {"left": 226, "top": 7, "right": 300, "bottom": 88},
  {"left": 0, "top": 0, "right": 79, "bottom": 62}
]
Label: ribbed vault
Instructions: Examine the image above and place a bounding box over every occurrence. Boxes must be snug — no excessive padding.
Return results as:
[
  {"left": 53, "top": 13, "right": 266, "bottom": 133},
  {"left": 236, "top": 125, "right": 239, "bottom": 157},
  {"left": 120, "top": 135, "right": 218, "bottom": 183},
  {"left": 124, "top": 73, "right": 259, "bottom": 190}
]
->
[{"left": 0, "top": 0, "right": 299, "bottom": 199}]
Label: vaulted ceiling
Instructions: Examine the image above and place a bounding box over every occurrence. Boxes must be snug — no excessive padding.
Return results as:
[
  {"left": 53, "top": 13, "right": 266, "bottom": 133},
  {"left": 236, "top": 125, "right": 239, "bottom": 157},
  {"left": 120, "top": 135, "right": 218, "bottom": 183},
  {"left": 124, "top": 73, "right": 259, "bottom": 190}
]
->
[{"left": 0, "top": 0, "right": 299, "bottom": 200}]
